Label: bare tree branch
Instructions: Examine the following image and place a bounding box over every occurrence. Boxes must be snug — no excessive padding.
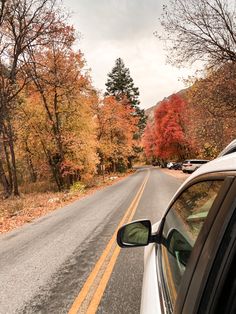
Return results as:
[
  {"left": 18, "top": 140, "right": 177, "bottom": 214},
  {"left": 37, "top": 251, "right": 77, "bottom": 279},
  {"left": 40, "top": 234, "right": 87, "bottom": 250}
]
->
[{"left": 159, "top": 0, "right": 236, "bottom": 67}]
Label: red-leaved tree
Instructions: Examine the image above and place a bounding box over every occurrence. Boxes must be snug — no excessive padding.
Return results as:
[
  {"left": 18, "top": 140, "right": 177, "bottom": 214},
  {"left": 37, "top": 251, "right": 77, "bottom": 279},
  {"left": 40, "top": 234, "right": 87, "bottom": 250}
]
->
[{"left": 143, "top": 94, "right": 192, "bottom": 162}]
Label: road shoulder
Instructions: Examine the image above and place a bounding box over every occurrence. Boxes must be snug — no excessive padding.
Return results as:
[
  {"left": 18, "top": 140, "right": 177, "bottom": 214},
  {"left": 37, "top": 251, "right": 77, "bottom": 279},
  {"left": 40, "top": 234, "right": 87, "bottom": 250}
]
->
[
  {"left": 0, "top": 172, "right": 133, "bottom": 235},
  {"left": 159, "top": 168, "right": 190, "bottom": 181}
]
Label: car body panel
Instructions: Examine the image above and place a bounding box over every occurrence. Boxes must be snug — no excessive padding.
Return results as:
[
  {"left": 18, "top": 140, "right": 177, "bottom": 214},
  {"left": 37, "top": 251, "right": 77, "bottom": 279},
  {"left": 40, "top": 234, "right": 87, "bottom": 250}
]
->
[{"left": 141, "top": 222, "right": 162, "bottom": 314}]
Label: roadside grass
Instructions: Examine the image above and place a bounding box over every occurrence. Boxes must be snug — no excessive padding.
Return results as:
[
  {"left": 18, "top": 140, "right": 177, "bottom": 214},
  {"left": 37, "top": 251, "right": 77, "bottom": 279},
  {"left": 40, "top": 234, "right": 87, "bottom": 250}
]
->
[{"left": 0, "top": 172, "right": 132, "bottom": 235}]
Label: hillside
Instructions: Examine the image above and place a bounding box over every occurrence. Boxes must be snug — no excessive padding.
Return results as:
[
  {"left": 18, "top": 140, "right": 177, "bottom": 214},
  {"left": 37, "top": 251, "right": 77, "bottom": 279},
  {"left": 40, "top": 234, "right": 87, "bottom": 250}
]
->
[{"left": 145, "top": 88, "right": 188, "bottom": 121}]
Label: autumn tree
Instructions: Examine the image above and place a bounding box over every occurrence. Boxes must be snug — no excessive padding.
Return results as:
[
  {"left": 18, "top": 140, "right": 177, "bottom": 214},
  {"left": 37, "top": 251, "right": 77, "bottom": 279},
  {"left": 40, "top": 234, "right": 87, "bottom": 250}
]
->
[
  {"left": 0, "top": 0, "right": 65, "bottom": 196},
  {"left": 185, "top": 64, "right": 236, "bottom": 157},
  {"left": 144, "top": 94, "right": 191, "bottom": 161},
  {"left": 105, "top": 58, "right": 146, "bottom": 134},
  {"left": 142, "top": 122, "right": 157, "bottom": 162},
  {"left": 96, "top": 96, "right": 138, "bottom": 173},
  {"left": 18, "top": 25, "right": 98, "bottom": 190},
  {"left": 17, "top": 85, "right": 98, "bottom": 189},
  {"left": 159, "top": 0, "right": 236, "bottom": 67}
]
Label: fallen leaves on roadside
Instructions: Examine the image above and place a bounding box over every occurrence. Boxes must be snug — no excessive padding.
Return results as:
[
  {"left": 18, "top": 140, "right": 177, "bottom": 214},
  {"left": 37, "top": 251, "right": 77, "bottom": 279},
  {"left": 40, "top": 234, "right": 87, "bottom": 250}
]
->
[{"left": 0, "top": 173, "right": 131, "bottom": 234}]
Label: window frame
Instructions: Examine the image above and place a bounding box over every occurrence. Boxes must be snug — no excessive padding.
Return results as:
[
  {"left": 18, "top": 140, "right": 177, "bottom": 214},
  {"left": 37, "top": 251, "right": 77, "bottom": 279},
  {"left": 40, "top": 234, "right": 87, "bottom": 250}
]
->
[
  {"left": 198, "top": 207, "right": 236, "bottom": 314},
  {"left": 155, "top": 172, "right": 235, "bottom": 314}
]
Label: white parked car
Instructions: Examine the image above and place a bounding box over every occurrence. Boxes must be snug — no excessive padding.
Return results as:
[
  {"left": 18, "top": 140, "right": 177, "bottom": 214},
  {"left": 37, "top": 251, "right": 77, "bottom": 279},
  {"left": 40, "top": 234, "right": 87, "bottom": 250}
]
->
[
  {"left": 182, "top": 159, "right": 209, "bottom": 173},
  {"left": 167, "top": 162, "right": 174, "bottom": 169},
  {"left": 117, "top": 152, "right": 236, "bottom": 313}
]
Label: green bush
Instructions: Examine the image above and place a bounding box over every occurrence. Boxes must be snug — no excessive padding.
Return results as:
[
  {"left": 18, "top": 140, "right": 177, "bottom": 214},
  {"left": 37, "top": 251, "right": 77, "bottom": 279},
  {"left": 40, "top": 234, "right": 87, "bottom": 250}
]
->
[{"left": 69, "top": 181, "right": 86, "bottom": 194}]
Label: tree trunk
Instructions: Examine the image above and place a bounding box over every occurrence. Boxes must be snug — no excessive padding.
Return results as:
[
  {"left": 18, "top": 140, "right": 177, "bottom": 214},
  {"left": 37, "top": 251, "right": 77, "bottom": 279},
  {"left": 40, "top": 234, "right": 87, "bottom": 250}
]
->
[
  {"left": 3, "top": 131, "right": 13, "bottom": 192},
  {"left": 128, "top": 156, "right": 133, "bottom": 169},
  {"left": 24, "top": 141, "right": 37, "bottom": 183},
  {"left": 48, "top": 155, "right": 64, "bottom": 191},
  {"left": 7, "top": 121, "right": 19, "bottom": 196},
  {"left": 0, "top": 156, "right": 10, "bottom": 197},
  {"left": 40, "top": 140, "right": 63, "bottom": 191},
  {"left": 26, "top": 154, "right": 37, "bottom": 183},
  {"left": 52, "top": 164, "right": 63, "bottom": 191},
  {"left": 112, "top": 161, "right": 116, "bottom": 173}
]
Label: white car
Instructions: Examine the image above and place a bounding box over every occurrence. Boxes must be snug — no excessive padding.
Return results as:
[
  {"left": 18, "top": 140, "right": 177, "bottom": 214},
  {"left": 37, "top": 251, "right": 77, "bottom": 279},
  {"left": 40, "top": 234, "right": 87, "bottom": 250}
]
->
[
  {"left": 182, "top": 159, "right": 209, "bottom": 173},
  {"left": 167, "top": 162, "right": 174, "bottom": 169},
  {"left": 117, "top": 152, "right": 236, "bottom": 313}
]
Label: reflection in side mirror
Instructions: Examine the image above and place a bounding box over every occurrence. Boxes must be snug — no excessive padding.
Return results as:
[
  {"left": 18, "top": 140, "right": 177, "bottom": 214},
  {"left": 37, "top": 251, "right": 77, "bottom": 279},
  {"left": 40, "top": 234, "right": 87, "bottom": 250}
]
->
[
  {"left": 117, "top": 220, "right": 151, "bottom": 248},
  {"left": 166, "top": 228, "right": 192, "bottom": 274}
]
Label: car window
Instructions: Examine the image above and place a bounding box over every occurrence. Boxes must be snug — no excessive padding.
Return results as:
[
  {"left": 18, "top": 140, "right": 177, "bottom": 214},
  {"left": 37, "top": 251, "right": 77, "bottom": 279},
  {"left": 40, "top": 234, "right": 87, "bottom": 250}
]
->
[
  {"left": 160, "top": 180, "right": 223, "bottom": 307},
  {"left": 224, "top": 148, "right": 236, "bottom": 156}
]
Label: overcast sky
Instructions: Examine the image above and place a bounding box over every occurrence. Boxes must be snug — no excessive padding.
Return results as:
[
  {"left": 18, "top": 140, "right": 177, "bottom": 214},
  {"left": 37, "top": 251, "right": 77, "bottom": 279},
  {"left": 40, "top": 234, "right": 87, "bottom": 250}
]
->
[{"left": 64, "top": 0, "right": 194, "bottom": 109}]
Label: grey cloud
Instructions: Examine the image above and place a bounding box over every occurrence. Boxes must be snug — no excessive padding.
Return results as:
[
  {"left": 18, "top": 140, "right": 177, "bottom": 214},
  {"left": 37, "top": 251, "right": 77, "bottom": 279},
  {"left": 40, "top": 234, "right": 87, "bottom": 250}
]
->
[
  {"left": 64, "top": 0, "right": 192, "bottom": 109},
  {"left": 68, "top": 0, "right": 164, "bottom": 42}
]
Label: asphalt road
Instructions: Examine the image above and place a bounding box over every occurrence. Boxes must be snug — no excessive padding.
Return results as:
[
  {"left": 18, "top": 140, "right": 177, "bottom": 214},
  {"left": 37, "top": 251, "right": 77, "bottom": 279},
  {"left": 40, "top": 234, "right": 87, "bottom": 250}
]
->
[{"left": 0, "top": 167, "right": 184, "bottom": 314}]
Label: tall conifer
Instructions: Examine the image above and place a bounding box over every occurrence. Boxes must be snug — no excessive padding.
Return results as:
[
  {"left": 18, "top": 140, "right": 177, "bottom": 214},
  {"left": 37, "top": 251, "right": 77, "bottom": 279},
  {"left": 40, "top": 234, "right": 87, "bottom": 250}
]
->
[{"left": 105, "top": 58, "right": 146, "bottom": 134}]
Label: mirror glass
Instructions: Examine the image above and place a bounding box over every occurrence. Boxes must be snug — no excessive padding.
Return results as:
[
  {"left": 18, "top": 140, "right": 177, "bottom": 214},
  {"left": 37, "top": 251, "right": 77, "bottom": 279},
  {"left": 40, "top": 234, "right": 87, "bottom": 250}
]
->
[
  {"left": 120, "top": 220, "right": 150, "bottom": 246},
  {"left": 166, "top": 228, "right": 192, "bottom": 275}
]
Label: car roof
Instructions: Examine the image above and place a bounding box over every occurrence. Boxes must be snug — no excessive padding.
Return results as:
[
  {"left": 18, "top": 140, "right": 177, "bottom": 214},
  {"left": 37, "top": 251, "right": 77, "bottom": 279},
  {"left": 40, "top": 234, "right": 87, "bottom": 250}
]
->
[{"left": 185, "top": 152, "right": 236, "bottom": 183}]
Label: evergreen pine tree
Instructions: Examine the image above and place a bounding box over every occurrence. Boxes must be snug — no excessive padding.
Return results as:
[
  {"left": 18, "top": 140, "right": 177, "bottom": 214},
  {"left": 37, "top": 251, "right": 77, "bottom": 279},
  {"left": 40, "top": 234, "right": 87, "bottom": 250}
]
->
[{"left": 105, "top": 58, "right": 146, "bottom": 134}]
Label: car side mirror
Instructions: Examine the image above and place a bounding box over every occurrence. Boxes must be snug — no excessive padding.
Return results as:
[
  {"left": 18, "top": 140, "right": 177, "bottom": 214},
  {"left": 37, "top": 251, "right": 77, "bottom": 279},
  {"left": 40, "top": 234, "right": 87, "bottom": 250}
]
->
[
  {"left": 117, "top": 220, "right": 152, "bottom": 248},
  {"left": 166, "top": 228, "right": 192, "bottom": 273}
]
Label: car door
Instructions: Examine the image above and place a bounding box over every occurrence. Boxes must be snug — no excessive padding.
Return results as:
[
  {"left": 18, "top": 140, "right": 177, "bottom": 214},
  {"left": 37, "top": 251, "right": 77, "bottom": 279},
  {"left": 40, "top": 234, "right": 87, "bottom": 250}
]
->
[
  {"left": 181, "top": 174, "right": 236, "bottom": 314},
  {"left": 197, "top": 200, "right": 236, "bottom": 314},
  {"left": 156, "top": 173, "right": 235, "bottom": 313}
]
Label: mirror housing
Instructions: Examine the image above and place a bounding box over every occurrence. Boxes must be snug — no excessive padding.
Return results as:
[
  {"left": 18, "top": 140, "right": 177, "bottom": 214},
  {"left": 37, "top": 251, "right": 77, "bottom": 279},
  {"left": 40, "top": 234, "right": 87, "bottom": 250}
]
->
[{"left": 117, "top": 220, "right": 153, "bottom": 248}]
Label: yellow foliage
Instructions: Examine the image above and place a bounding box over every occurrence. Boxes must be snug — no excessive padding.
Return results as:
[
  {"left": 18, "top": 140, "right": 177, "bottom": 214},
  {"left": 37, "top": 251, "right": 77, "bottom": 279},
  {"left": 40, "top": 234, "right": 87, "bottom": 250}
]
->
[{"left": 15, "top": 48, "right": 99, "bottom": 185}]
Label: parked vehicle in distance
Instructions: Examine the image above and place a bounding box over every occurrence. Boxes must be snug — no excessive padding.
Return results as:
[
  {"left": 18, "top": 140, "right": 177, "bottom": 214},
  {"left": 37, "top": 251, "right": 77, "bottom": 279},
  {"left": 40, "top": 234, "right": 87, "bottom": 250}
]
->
[
  {"left": 163, "top": 162, "right": 182, "bottom": 170},
  {"left": 117, "top": 152, "right": 236, "bottom": 313},
  {"left": 167, "top": 162, "right": 174, "bottom": 169},
  {"left": 172, "top": 162, "right": 182, "bottom": 170},
  {"left": 182, "top": 159, "right": 209, "bottom": 173}
]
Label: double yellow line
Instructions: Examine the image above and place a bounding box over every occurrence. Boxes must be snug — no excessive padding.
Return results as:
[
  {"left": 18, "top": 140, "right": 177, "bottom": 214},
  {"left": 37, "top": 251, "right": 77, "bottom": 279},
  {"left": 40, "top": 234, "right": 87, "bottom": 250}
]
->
[{"left": 68, "top": 170, "right": 150, "bottom": 314}]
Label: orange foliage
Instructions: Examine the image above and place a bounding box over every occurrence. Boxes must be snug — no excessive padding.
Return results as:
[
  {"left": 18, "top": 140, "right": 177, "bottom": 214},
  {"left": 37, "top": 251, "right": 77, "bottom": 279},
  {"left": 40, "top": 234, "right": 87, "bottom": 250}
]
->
[
  {"left": 185, "top": 64, "right": 236, "bottom": 158},
  {"left": 17, "top": 41, "right": 98, "bottom": 187},
  {"left": 142, "top": 122, "right": 156, "bottom": 158},
  {"left": 96, "top": 96, "right": 138, "bottom": 170}
]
